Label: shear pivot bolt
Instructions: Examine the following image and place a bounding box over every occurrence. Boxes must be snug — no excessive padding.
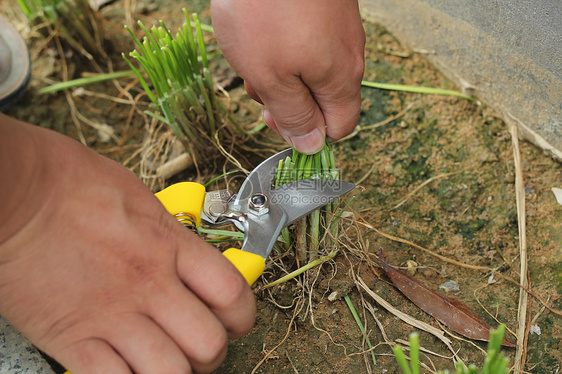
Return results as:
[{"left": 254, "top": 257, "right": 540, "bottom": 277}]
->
[{"left": 249, "top": 193, "right": 269, "bottom": 215}]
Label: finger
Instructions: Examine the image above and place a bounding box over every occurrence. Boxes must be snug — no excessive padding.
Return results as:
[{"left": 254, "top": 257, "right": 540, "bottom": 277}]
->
[
  {"left": 176, "top": 236, "right": 256, "bottom": 339},
  {"left": 55, "top": 338, "right": 131, "bottom": 374},
  {"left": 244, "top": 81, "right": 263, "bottom": 104},
  {"left": 151, "top": 275, "right": 229, "bottom": 373},
  {"left": 256, "top": 76, "right": 326, "bottom": 155},
  {"left": 315, "top": 86, "right": 362, "bottom": 141},
  {"left": 106, "top": 314, "right": 190, "bottom": 374},
  {"left": 262, "top": 108, "right": 278, "bottom": 134}
]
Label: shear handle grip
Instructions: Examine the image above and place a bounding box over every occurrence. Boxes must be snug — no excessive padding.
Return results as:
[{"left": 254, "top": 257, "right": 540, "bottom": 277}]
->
[
  {"left": 155, "top": 182, "right": 263, "bottom": 286},
  {"left": 155, "top": 182, "right": 206, "bottom": 227},
  {"left": 223, "top": 248, "right": 265, "bottom": 285}
]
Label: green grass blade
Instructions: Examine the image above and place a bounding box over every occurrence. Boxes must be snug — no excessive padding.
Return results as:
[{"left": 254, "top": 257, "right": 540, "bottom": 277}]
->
[
  {"left": 40, "top": 70, "right": 136, "bottom": 94},
  {"left": 193, "top": 13, "right": 208, "bottom": 69},
  {"left": 264, "top": 250, "right": 338, "bottom": 288},
  {"left": 16, "top": 0, "right": 33, "bottom": 18},
  {"left": 183, "top": 9, "right": 200, "bottom": 73},
  {"left": 361, "top": 80, "right": 474, "bottom": 100},
  {"left": 190, "top": 20, "right": 214, "bottom": 33},
  {"left": 393, "top": 345, "right": 412, "bottom": 374},
  {"left": 144, "top": 110, "right": 170, "bottom": 125},
  {"left": 197, "top": 226, "right": 245, "bottom": 239},
  {"left": 344, "top": 295, "right": 377, "bottom": 366},
  {"left": 408, "top": 333, "right": 420, "bottom": 374}
]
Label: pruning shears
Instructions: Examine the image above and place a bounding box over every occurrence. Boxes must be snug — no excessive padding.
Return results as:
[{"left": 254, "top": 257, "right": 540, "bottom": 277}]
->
[{"left": 155, "top": 148, "right": 355, "bottom": 285}]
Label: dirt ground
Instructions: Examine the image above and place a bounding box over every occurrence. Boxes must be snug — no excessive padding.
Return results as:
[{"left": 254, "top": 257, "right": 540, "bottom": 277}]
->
[{"left": 2, "top": 0, "right": 561, "bottom": 373}]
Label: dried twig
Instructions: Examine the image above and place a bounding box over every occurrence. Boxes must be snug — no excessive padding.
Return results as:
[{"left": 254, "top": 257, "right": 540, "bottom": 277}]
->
[
  {"left": 355, "top": 164, "right": 377, "bottom": 185},
  {"left": 356, "top": 218, "right": 489, "bottom": 271},
  {"left": 511, "top": 124, "right": 529, "bottom": 372},
  {"left": 356, "top": 277, "right": 462, "bottom": 364}
]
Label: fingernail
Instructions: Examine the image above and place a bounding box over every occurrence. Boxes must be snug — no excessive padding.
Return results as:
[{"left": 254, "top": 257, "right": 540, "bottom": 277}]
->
[{"left": 289, "top": 128, "right": 325, "bottom": 155}]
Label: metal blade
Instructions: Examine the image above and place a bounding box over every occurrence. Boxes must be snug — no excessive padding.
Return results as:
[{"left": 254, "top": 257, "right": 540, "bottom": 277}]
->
[
  {"left": 270, "top": 180, "right": 355, "bottom": 225},
  {"left": 238, "top": 179, "right": 355, "bottom": 260},
  {"left": 236, "top": 204, "right": 288, "bottom": 260},
  {"left": 222, "top": 147, "right": 355, "bottom": 261},
  {"left": 233, "top": 148, "right": 293, "bottom": 208}
]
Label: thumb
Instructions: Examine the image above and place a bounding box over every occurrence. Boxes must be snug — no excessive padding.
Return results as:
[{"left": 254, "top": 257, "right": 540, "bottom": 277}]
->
[{"left": 252, "top": 79, "right": 326, "bottom": 155}]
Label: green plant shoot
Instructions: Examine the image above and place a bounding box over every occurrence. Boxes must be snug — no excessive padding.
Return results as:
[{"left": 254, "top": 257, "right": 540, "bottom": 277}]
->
[
  {"left": 394, "top": 325, "right": 510, "bottom": 374},
  {"left": 16, "top": 0, "right": 103, "bottom": 56},
  {"left": 273, "top": 141, "right": 340, "bottom": 261},
  {"left": 124, "top": 10, "right": 225, "bottom": 158}
]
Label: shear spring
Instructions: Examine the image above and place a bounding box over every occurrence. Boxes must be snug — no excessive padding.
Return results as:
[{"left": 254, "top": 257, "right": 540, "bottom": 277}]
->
[{"left": 174, "top": 212, "right": 197, "bottom": 232}]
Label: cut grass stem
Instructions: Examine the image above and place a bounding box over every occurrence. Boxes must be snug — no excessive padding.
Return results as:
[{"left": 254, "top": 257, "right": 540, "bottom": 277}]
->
[
  {"left": 40, "top": 71, "right": 136, "bottom": 94},
  {"left": 263, "top": 249, "right": 338, "bottom": 289},
  {"left": 273, "top": 142, "right": 339, "bottom": 261}
]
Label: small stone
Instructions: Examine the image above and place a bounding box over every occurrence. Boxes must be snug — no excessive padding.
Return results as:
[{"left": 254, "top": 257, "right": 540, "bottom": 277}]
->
[
  {"left": 406, "top": 260, "right": 417, "bottom": 276},
  {"left": 439, "top": 280, "right": 460, "bottom": 292},
  {"left": 341, "top": 211, "right": 355, "bottom": 219},
  {"left": 95, "top": 123, "right": 114, "bottom": 143},
  {"left": 328, "top": 291, "right": 338, "bottom": 302},
  {"left": 72, "top": 87, "right": 86, "bottom": 97},
  {"left": 530, "top": 324, "right": 541, "bottom": 335}
]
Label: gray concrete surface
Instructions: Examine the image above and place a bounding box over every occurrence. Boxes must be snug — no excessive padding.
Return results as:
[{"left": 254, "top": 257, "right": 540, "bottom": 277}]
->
[
  {"left": 360, "top": 0, "right": 562, "bottom": 162},
  {"left": 0, "top": 317, "right": 55, "bottom": 374}
]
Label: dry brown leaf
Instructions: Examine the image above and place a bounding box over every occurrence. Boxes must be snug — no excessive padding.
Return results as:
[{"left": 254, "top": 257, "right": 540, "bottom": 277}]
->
[{"left": 380, "top": 252, "right": 516, "bottom": 347}]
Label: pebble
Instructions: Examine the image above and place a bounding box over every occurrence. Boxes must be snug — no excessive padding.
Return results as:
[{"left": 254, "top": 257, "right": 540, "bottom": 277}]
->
[
  {"left": 406, "top": 260, "right": 417, "bottom": 276},
  {"left": 530, "top": 324, "right": 541, "bottom": 335},
  {"left": 328, "top": 291, "right": 338, "bottom": 302},
  {"left": 438, "top": 280, "right": 460, "bottom": 292}
]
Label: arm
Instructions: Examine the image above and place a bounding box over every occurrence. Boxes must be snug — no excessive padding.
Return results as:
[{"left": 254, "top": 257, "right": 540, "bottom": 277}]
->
[
  {"left": 0, "top": 113, "right": 255, "bottom": 373},
  {"left": 211, "top": 0, "right": 365, "bottom": 154}
]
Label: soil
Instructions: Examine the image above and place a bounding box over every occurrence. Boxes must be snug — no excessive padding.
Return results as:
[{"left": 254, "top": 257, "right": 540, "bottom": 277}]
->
[{"left": 2, "top": 0, "right": 561, "bottom": 373}]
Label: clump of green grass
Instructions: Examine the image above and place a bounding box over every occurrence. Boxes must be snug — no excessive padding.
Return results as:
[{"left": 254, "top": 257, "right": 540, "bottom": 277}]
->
[
  {"left": 274, "top": 142, "right": 340, "bottom": 262},
  {"left": 394, "top": 326, "right": 510, "bottom": 374},
  {"left": 16, "top": 0, "right": 104, "bottom": 56},
  {"left": 123, "top": 10, "right": 227, "bottom": 161}
]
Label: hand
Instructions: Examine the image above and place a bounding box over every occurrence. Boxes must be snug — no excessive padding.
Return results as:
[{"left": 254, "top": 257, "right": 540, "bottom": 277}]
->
[
  {"left": 211, "top": 0, "right": 365, "bottom": 154},
  {"left": 0, "top": 115, "right": 255, "bottom": 374}
]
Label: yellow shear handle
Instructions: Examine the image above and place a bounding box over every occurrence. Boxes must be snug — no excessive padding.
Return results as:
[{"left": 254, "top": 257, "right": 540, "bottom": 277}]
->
[
  {"left": 155, "top": 182, "right": 206, "bottom": 227},
  {"left": 155, "top": 182, "right": 264, "bottom": 285},
  {"left": 223, "top": 248, "right": 265, "bottom": 285}
]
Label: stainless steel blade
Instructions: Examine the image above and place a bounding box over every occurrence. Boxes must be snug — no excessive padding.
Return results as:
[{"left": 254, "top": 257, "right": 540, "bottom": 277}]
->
[
  {"left": 233, "top": 148, "right": 293, "bottom": 208},
  {"left": 270, "top": 179, "right": 355, "bottom": 225},
  {"left": 238, "top": 179, "right": 355, "bottom": 259}
]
